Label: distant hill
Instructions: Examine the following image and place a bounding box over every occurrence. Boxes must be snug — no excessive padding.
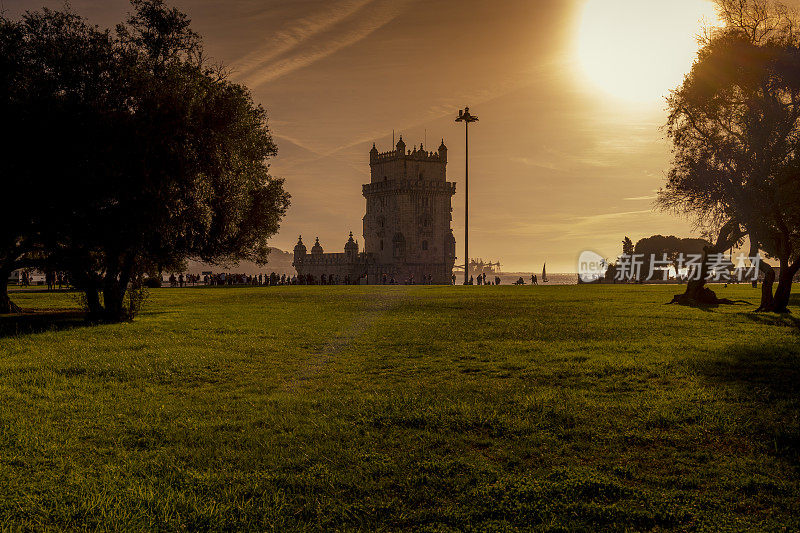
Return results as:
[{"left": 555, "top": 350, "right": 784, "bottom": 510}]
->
[{"left": 184, "top": 248, "right": 296, "bottom": 276}]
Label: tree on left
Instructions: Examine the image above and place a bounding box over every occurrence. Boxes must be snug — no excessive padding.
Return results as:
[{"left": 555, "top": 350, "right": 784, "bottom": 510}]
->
[{"left": 0, "top": 1, "right": 290, "bottom": 320}]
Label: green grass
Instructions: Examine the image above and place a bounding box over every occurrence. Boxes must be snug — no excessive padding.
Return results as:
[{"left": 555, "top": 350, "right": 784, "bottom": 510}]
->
[{"left": 0, "top": 285, "right": 798, "bottom": 531}]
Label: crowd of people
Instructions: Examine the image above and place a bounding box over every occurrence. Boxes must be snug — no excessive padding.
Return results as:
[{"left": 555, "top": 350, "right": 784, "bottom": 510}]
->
[
  {"left": 13, "top": 269, "right": 549, "bottom": 289},
  {"left": 163, "top": 272, "right": 500, "bottom": 286},
  {"left": 166, "top": 272, "right": 363, "bottom": 286},
  {"left": 464, "top": 273, "right": 503, "bottom": 285},
  {"left": 13, "top": 270, "right": 69, "bottom": 290},
  {"left": 381, "top": 273, "right": 443, "bottom": 285}
]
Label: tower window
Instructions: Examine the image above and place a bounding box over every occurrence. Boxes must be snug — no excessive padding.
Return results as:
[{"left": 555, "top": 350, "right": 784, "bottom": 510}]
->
[
  {"left": 422, "top": 240, "right": 428, "bottom": 251},
  {"left": 380, "top": 240, "right": 384, "bottom": 251},
  {"left": 392, "top": 233, "right": 406, "bottom": 258}
]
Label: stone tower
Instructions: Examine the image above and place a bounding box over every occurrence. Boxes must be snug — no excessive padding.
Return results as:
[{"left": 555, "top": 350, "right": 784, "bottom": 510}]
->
[{"left": 362, "top": 137, "right": 457, "bottom": 283}]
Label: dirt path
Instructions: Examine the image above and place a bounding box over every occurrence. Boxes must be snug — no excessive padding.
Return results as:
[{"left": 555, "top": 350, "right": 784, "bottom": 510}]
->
[{"left": 281, "top": 290, "right": 401, "bottom": 392}]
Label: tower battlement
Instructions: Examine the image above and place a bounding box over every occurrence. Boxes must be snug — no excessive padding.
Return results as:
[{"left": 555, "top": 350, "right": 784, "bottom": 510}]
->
[
  {"left": 370, "top": 148, "right": 444, "bottom": 163},
  {"left": 369, "top": 137, "right": 448, "bottom": 183}
]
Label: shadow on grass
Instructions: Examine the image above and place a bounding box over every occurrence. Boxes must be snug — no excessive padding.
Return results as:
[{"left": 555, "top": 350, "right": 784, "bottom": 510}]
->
[
  {"left": 742, "top": 313, "right": 800, "bottom": 332},
  {"left": 0, "top": 310, "right": 91, "bottom": 338},
  {"left": 696, "top": 342, "right": 800, "bottom": 464},
  {"left": 666, "top": 299, "right": 718, "bottom": 312}
]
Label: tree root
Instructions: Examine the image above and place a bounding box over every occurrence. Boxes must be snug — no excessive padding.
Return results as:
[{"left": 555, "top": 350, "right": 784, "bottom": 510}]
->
[
  {"left": 754, "top": 305, "right": 792, "bottom": 314},
  {"left": 667, "top": 287, "right": 742, "bottom": 307},
  {"left": 0, "top": 298, "right": 22, "bottom": 314}
]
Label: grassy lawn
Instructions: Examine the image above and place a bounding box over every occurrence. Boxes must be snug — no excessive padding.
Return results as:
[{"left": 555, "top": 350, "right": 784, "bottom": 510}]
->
[{"left": 0, "top": 285, "right": 798, "bottom": 531}]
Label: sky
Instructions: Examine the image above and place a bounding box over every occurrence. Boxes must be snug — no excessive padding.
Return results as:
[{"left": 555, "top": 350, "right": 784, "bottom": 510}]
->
[{"left": 4, "top": 0, "right": 741, "bottom": 272}]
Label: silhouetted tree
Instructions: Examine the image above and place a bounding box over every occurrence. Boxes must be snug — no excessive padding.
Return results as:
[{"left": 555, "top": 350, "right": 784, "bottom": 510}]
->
[
  {"left": 0, "top": 10, "right": 113, "bottom": 313},
  {"left": 621, "top": 236, "right": 634, "bottom": 257},
  {"left": 634, "top": 235, "right": 711, "bottom": 280},
  {"left": 0, "top": 1, "right": 289, "bottom": 320},
  {"left": 0, "top": 16, "right": 29, "bottom": 313},
  {"left": 659, "top": 0, "right": 800, "bottom": 311}
]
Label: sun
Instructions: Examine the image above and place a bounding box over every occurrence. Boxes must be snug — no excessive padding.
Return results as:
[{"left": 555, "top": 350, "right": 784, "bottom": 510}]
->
[{"left": 576, "top": 0, "right": 719, "bottom": 103}]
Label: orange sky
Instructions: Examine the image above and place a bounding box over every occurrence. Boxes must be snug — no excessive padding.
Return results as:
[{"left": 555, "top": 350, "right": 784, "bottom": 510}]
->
[{"left": 6, "top": 0, "right": 743, "bottom": 272}]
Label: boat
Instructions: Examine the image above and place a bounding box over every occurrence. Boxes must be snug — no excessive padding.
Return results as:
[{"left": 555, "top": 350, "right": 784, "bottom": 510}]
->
[{"left": 542, "top": 262, "right": 549, "bottom": 283}]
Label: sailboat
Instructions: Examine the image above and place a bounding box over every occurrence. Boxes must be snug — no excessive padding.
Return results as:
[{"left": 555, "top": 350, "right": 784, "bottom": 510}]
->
[{"left": 542, "top": 262, "right": 549, "bottom": 283}]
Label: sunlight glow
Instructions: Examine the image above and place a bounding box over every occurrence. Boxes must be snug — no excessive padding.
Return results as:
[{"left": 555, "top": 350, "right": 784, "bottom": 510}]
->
[{"left": 576, "top": 0, "right": 720, "bottom": 103}]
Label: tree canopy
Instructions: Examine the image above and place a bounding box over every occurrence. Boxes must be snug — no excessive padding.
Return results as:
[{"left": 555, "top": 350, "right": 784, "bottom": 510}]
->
[
  {"left": 659, "top": 0, "right": 800, "bottom": 311},
  {"left": 0, "top": 1, "right": 290, "bottom": 320},
  {"left": 634, "top": 235, "right": 711, "bottom": 280}
]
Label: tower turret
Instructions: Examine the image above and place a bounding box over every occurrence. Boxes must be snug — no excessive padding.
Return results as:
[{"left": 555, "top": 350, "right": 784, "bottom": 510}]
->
[
  {"left": 438, "top": 139, "right": 447, "bottom": 163},
  {"left": 311, "top": 237, "right": 324, "bottom": 255},
  {"left": 344, "top": 231, "right": 358, "bottom": 260},
  {"left": 396, "top": 135, "right": 406, "bottom": 156},
  {"left": 370, "top": 143, "right": 379, "bottom": 163},
  {"left": 293, "top": 235, "right": 307, "bottom": 265}
]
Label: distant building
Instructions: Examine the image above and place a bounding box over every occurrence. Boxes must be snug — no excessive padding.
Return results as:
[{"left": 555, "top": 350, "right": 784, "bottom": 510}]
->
[{"left": 294, "top": 137, "right": 457, "bottom": 284}]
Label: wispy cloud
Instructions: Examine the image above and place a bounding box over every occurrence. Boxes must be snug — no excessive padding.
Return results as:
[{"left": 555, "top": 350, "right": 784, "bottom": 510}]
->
[
  {"left": 234, "top": 0, "right": 374, "bottom": 77},
  {"left": 482, "top": 209, "right": 655, "bottom": 240},
  {"left": 573, "top": 209, "right": 653, "bottom": 224},
  {"left": 624, "top": 195, "right": 657, "bottom": 201},
  {"left": 235, "top": 0, "right": 412, "bottom": 87},
  {"left": 510, "top": 156, "right": 560, "bottom": 171}
]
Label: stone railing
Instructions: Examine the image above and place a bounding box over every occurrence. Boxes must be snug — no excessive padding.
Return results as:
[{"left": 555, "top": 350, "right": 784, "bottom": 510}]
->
[
  {"left": 299, "top": 252, "right": 366, "bottom": 265},
  {"left": 371, "top": 150, "right": 443, "bottom": 163}
]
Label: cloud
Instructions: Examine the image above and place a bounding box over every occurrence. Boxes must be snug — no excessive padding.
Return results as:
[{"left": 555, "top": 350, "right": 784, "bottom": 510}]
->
[
  {"left": 492, "top": 209, "right": 655, "bottom": 240},
  {"left": 573, "top": 209, "right": 653, "bottom": 224},
  {"left": 624, "top": 195, "right": 657, "bottom": 201},
  {"left": 233, "top": 0, "right": 374, "bottom": 77},
  {"left": 235, "top": 0, "right": 412, "bottom": 87}
]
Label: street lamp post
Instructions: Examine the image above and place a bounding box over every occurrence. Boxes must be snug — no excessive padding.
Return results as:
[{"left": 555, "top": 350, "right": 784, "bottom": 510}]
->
[{"left": 455, "top": 107, "right": 478, "bottom": 285}]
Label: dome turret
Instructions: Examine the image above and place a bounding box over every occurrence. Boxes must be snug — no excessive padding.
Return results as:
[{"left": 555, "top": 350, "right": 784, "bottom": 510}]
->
[
  {"left": 344, "top": 231, "right": 358, "bottom": 256},
  {"left": 396, "top": 135, "right": 406, "bottom": 155},
  {"left": 293, "top": 236, "right": 307, "bottom": 264},
  {"left": 311, "top": 237, "right": 324, "bottom": 255},
  {"left": 438, "top": 139, "right": 447, "bottom": 162},
  {"left": 370, "top": 143, "right": 379, "bottom": 162}
]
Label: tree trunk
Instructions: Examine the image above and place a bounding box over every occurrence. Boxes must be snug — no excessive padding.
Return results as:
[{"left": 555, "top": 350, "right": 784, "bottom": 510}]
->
[
  {"left": 749, "top": 236, "right": 775, "bottom": 312},
  {"left": 771, "top": 261, "right": 799, "bottom": 313},
  {"left": 669, "top": 220, "right": 743, "bottom": 306},
  {"left": 84, "top": 285, "right": 103, "bottom": 320},
  {"left": 756, "top": 261, "right": 776, "bottom": 312},
  {"left": 0, "top": 274, "right": 21, "bottom": 314},
  {"left": 102, "top": 262, "right": 133, "bottom": 322},
  {"left": 671, "top": 258, "right": 725, "bottom": 305},
  {"left": 102, "top": 280, "right": 127, "bottom": 321}
]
